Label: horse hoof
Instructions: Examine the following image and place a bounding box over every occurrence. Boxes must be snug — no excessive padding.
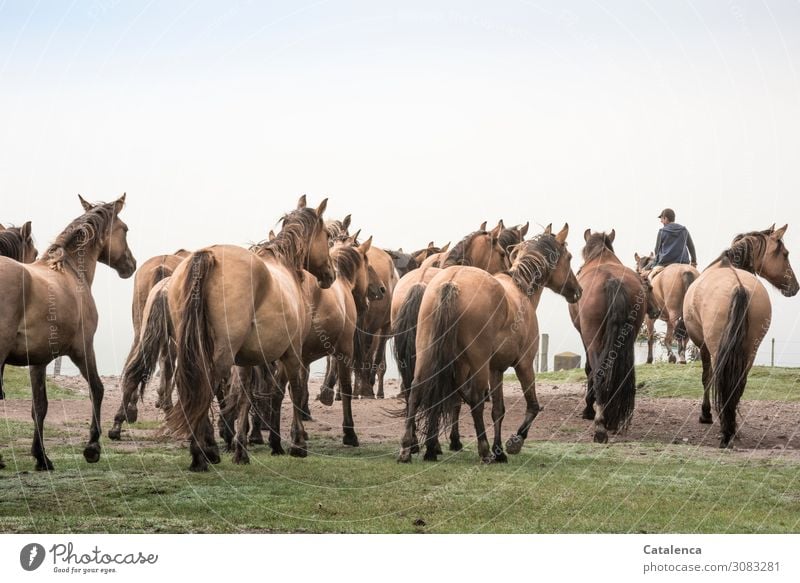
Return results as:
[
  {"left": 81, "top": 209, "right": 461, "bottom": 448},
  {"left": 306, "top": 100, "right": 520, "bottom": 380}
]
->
[
  {"left": 83, "top": 444, "right": 101, "bottom": 463},
  {"left": 361, "top": 393, "right": 375, "bottom": 400},
  {"left": 319, "top": 387, "right": 334, "bottom": 406},
  {"left": 449, "top": 440, "right": 463, "bottom": 452},
  {"left": 668, "top": 355, "right": 677, "bottom": 364},
  {"left": 232, "top": 450, "right": 250, "bottom": 465},
  {"left": 343, "top": 433, "right": 360, "bottom": 447},
  {"left": 593, "top": 431, "right": 608, "bottom": 444},
  {"left": 376, "top": 393, "right": 384, "bottom": 399},
  {"left": 249, "top": 435, "right": 265, "bottom": 446},
  {"left": 271, "top": 445, "right": 285, "bottom": 456},
  {"left": 493, "top": 451, "right": 508, "bottom": 463},
  {"left": 107, "top": 427, "right": 122, "bottom": 441},
  {"left": 397, "top": 449, "right": 412, "bottom": 463},
  {"left": 334, "top": 394, "right": 342, "bottom": 401},
  {"left": 125, "top": 406, "right": 139, "bottom": 424},
  {"left": 35, "top": 458, "right": 54, "bottom": 472},
  {"left": 506, "top": 435, "right": 523, "bottom": 454},
  {"left": 189, "top": 461, "right": 209, "bottom": 472},
  {"left": 678, "top": 360, "right": 687, "bottom": 365},
  {"left": 699, "top": 414, "right": 713, "bottom": 424},
  {"left": 289, "top": 445, "right": 307, "bottom": 458},
  {"left": 300, "top": 412, "right": 313, "bottom": 422},
  {"left": 581, "top": 408, "right": 595, "bottom": 420},
  {"left": 423, "top": 450, "right": 438, "bottom": 462},
  {"left": 410, "top": 444, "right": 420, "bottom": 454}
]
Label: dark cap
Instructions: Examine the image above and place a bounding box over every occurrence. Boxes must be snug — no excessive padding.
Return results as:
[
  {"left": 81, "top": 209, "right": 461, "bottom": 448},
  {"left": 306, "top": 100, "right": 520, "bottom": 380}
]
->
[{"left": 658, "top": 208, "right": 675, "bottom": 222}]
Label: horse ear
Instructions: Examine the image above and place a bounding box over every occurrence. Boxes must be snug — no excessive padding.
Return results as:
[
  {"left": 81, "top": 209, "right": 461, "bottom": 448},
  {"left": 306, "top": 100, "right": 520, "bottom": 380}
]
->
[
  {"left": 398, "top": 247, "right": 404, "bottom": 253},
  {"left": 342, "top": 214, "right": 352, "bottom": 231},
  {"left": 544, "top": 224, "right": 552, "bottom": 235},
  {"left": 297, "top": 194, "right": 307, "bottom": 209},
  {"left": 21, "top": 221, "right": 32, "bottom": 240},
  {"left": 490, "top": 222, "right": 503, "bottom": 240},
  {"left": 441, "top": 241, "right": 451, "bottom": 253},
  {"left": 520, "top": 221, "right": 529, "bottom": 238},
  {"left": 113, "top": 193, "right": 126, "bottom": 215},
  {"left": 497, "top": 219, "right": 505, "bottom": 230},
  {"left": 268, "top": 230, "right": 276, "bottom": 241},
  {"left": 583, "top": 228, "right": 591, "bottom": 242},
  {"left": 427, "top": 241, "right": 435, "bottom": 249},
  {"left": 359, "top": 235, "right": 373, "bottom": 255},
  {"left": 772, "top": 224, "right": 788, "bottom": 240},
  {"left": 634, "top": 252, "right": 640, "bottom": 261},
  {"left": 0, "top": 223, "right": 5, "bottom": 231},
  {"left": 608, "top": 229, "right": 616, "bottom": 243},
  {"left": 479, "top": 221, "right": 487, "bottom": 231},
  {"left": 765, "top": 223, "right": 775, "bottom": 233},
  {"left": 555, "top": 223, "right": 569, "bottom": 245},
  {"left": 315, "top": 198, "right": 328, "bottom": 217},
  {"left": 350, "top": 228, "right": 362, "bottom": 243},
  {"left": 78, "top": 194, "right": 94, "bottom": 211}
]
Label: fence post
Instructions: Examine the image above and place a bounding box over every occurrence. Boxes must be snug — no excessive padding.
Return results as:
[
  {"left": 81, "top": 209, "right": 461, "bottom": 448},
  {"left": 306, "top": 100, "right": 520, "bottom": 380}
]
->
[
  {"left": 541, "top": 333, "right": 549, "bottom": 373},
  {"left": 771, "top": 338, "right": 775, "bottom": 367},
  {"left": 53, "top": 356, "right": 62, "bottom": 376}
]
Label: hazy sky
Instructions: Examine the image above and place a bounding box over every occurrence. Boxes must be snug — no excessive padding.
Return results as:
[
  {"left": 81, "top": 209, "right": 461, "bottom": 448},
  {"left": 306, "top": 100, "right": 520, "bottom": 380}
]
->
[{"left": 2, "top": 0, "right": 799, "bottom": 374}]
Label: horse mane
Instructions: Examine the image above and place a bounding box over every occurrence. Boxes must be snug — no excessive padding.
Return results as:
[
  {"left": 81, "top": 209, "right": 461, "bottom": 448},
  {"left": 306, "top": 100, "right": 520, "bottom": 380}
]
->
[
  {"left": 325, "top": 219, "right": 349, "bottom": 243},
  {"left": 498, "top": 227, "right": 524, "bottom": 253},
  {"left": 582, "top": 232, "right": 615, "bottom": 262},
  {"left": 331, "top": 243, "right": 363, "bottom": 283},
  {"left": 0, "top": 227, "right": 25, "bottom": 261},
  {"left": 442, "top": 230, "right": 485, "bottom": 267},
  {"left": 251, "top": 207, "right": 321, "bottom": 279},
  {"left": 712, "top": 230, "right": 771, "bottom": 273},
  {"left": 508, "top": 234, "right": 562, "bottom": 296},
  {"left": 43, "top": 203, "right": 117, "bottom": 272}
]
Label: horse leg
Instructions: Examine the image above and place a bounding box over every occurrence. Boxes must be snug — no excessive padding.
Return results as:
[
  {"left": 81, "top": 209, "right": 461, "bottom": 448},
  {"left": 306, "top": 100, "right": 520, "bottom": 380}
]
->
[
  {"left": 398, "top": 384, "right": 420, "bottom": 463},
  {"left": 299, "top": 365, "right": 313, "bottom": 421},
  {"left": 339, "top": 357, "right": 359, "bottom": 447},
  {"left": 284, "top": 358, "right": 309, "bottom": 457},
  {"left": 448, "top": 401, "right": 462, "bottom": 452},
  {"left": 267, "top": 373, "right": 287, "bottom": 456},
  {"left": 29, "top": 365, "right": 53, "bottom": 471},
  {"left": 665, "top": 318, "right": 677, "bottom": 363},
  {"left": 359, "top": 335, "right": 377, "bottom": 399},
  {"left": 464, "top": 378, "right": 491, "bottom": 463},
  {"left": 581, "top": 354, "right": 595, "bottom": 420},
  {"left": 71, "top": 348, "right": 105, "bottom": 463},
  {"left": 507, "top": 362, "right": 539, "bottom": 454},
  {"left": 320, "top": 355, "right": 336, "bottom": 405},
  {"left": 488, "top": 369, "right": 507, "bottom": 463},
  {"left": 646, "top": 317, "right": 655, "bottom": 364},
  {"left": 374, "top": 331, "right": 388, "bottom": 399},
  {"left": 232, "top": 384, "right": 251, "bottom": 465},
  {"left": 155, "top": 345, "right": 176, "bottom": 411},
  {"left": 699, "top": 345, "right": 713, "bottom": 424}
]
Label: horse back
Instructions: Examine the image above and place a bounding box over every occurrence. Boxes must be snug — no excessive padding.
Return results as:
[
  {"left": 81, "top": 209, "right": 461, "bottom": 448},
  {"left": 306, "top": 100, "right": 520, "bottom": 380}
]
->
[{"left": 652, "top": 264, "right": 699, "bottom": 321}]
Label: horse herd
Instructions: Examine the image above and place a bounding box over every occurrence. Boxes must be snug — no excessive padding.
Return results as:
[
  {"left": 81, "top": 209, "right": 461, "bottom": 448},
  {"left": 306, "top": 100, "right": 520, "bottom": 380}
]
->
[{"left": 0, "top": 195, "right": 797, "bottom": 472}]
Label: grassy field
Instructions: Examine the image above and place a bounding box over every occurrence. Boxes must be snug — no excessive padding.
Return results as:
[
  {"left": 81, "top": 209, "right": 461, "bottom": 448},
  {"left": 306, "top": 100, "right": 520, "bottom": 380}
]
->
[
  {"left": 1, "top": 366, "right": 77, "bottom": 400},
  {"left": 2, "top": 364, "right": 799, "bottom": 533},
  {"left": 520, "top": 362, "right": 800, "bottom": 402}
]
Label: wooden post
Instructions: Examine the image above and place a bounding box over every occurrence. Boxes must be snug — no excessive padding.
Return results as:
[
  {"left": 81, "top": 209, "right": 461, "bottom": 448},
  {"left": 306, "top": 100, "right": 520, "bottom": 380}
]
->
[
  {"left": 771, "top": 338, "right": 775, "bottom": 367},
  {"left": 541, "top": 333, "right": 549, "bottom": 373},
  {"left": 53, "top": 356, "right": 62, "bottom": 376}
]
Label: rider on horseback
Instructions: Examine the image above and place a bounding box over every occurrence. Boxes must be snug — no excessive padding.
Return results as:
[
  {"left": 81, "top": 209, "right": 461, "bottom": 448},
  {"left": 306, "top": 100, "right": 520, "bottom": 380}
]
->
[{"left": 646, "top": 208, "right": 697, "bottom": 278}]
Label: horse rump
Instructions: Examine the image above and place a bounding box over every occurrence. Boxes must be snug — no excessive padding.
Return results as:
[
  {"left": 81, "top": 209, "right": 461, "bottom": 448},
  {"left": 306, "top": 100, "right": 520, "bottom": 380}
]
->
[{"left": 392, "top": 283, "right": 426, "bottom": 397}]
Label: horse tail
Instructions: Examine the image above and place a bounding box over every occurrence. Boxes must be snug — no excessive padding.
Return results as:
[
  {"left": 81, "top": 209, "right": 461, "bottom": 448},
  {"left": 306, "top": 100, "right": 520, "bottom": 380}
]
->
[
  {"left": 392, "top": 283, "right": 426, "bottom": 396},
  {"left": 166, "top": 250, "right": 216, "bottom": 438},
  {"left": 713, "top": 286, "right": 750, "bottom": 445},
  {"left": 675, "top": 270, "right": 697, "bottom": 341},
  {"left": 413, "top": 282, "right": 462, "bottom": 437},
  {"left": 594, "top": 278, "right": 637, "bottom": 431},
  {"left": 122, "top": 285, "right": 172, "bottom": 402}
]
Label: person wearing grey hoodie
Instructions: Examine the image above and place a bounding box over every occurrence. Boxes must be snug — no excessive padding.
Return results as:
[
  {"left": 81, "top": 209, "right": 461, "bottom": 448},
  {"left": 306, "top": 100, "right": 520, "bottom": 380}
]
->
[{"left": 647, "top": 208, "right": 697, "bottom": 271}]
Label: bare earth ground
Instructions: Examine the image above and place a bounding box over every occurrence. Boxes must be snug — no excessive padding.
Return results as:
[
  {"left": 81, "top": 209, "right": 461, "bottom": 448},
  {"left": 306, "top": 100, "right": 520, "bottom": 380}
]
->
[{"left": 2, "top": 374, "right": 799, "bottom": 460}]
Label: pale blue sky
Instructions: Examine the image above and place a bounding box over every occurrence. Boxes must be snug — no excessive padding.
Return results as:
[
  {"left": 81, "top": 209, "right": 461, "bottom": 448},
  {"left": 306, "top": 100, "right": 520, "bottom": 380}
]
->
[{"left": 2, "top": 0, "right": 799, "bottom": 373}]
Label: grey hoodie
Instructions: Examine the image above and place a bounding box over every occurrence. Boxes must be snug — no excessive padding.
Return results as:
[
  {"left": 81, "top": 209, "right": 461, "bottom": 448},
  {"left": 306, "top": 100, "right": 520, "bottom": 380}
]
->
[{"left": 653, "top": 222, "right": 696, "bottom": 266}]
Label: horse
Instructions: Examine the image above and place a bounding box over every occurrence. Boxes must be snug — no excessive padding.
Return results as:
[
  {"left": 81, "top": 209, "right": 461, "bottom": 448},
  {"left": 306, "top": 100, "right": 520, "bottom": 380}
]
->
[
  {"left": 0, "top": 194, "right": 136, "bottom": 471},
  {"left": 164, "top": 196, "right": 335, "bottom": 471},
  {"left": 352, "top": 244, "right": 399, "bottom": 399},
  {"left": 108, "top": 249, "right": 189, "bottom": 440},
  {"left": 398, "top": 224, "right": 581, "bottom": 463},
  {"left": 391, "top": 222, "right": 509, "bottom": 401},
  {"left": 634, "top": 253, "right": 699, "bottom": 364},
  {"left": 568, "top": 230, "right": 650, "bottom": 444},
  {"left": 235, "top": 237, "right": 378, "bottom": 462},
  {"left": 683, "top": 225, "right": 798, "bottom": 447},
  {"left": 0, "top": 221, "right": 37, "bottom": 264},
  {"left": 325, "top": 214, "right": 351, "bottom": 242},
  {"left": 0, "top": 220, "right": 38, "bottom": 400},
  {"left": 385, "top": 242, "right": 449, "bottom": 278}
]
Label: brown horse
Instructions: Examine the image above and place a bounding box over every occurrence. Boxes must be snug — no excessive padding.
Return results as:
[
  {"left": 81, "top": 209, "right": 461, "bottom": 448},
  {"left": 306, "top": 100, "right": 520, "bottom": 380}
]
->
[
  {"left": 391, "top": 222, "right": 509, "bottom": 400},
  {"left": 0, "top": 220, "right": 38, "bottom": 400},
  {"left": 0, "top": 221, "right": 37, "bottom": 264},
  {"left": 385, "top": 242, "right": 450, "bottom": 278},
  {"left": 109, "top": 249, "right": 191, "bottom": 432},
  {"left": 164, "top": 196, "right": 335, "bottom": 471},
  {"left": 634, "top": 253, "right": 699, "bottom": 364},
  {"left": 399, "top": 224, "right": 580, "bottom": 463},
  {"left": 569, "top": 230, "right": 649, "bottom": 444},
  {"left": 684, "top": 225, "right": 798, "bottom": 447},
  {"left": 237, "top": 237, "right": 378, "bottom": 462},
  {"left": 0, "top": 194, "right": 136, "bottom": 471}
]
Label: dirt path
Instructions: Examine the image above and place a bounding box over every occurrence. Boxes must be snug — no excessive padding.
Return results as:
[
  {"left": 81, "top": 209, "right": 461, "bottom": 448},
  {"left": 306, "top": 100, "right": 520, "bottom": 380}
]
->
[{"left": 2, "top": 374, "right": 799, "bottom": 461}]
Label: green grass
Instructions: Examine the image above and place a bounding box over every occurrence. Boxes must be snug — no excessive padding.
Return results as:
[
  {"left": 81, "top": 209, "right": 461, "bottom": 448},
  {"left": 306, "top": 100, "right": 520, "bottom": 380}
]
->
[
  {"left": 1, "top": 435, "right": 798, "bottom": 533},
  {"left": 508, "top": 363, "right": 800, "bottom": 402},
  {"left": 2, "top": 366, "right": 78, "bottom": 400}
]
